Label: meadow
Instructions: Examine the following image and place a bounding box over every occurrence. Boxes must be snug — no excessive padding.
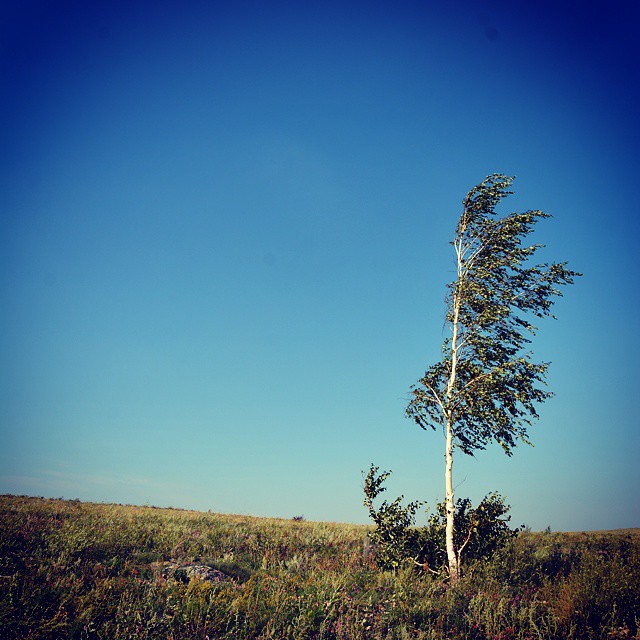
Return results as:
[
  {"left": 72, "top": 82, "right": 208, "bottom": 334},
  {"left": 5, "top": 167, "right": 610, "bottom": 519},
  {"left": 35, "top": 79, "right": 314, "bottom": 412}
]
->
[{"left": 1, "top": 494, "right": 638, "bottom": 639}]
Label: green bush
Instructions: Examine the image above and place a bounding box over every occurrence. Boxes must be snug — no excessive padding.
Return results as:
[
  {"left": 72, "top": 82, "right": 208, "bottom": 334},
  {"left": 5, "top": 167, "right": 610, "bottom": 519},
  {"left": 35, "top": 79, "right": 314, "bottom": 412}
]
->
[
  {"left": 416, "top": 493, "right": 520, "bottom": 572},
  {"left": 364, "top": 465, "right": 520, "bottom": 574},
  {"left": 362, "top": 465, "right": 423, "bottom": 571}
]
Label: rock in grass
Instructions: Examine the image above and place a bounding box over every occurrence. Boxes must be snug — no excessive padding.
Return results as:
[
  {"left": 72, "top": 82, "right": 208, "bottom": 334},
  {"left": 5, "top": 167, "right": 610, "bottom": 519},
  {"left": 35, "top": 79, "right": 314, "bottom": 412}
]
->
[{"left": 156, "top": 560, "right": 234, "bottom": 584}]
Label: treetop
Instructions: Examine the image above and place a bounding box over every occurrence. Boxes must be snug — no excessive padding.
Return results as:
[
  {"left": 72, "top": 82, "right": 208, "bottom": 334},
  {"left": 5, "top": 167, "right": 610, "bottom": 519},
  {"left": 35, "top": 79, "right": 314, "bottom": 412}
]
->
[{"left": 407, "top": 174, "right": 581, "bottom": 456}]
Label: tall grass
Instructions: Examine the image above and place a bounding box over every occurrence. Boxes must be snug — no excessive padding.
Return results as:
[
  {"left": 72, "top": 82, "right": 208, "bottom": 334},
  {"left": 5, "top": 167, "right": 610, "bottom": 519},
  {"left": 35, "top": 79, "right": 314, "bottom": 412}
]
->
[{"left": 1, "top": 495, "right": 638, "bottom": 639}]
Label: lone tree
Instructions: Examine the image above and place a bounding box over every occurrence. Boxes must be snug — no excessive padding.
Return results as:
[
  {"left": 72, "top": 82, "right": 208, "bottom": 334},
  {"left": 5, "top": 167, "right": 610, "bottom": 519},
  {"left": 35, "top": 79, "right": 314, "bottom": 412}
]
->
[{"left": 406, "top": 174, "right": 580, "bottom": 581}]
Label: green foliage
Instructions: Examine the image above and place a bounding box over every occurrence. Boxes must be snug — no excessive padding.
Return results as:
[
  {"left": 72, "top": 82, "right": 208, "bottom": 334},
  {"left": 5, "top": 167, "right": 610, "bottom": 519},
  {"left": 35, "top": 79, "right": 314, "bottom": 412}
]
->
[
  {"left": 2, "top": 495, "right": 639, "bottom": 640},
  {"left": 362, "top": 466, "right": 423, "bottom": 571},
  {"left": 406, "top": 174, "right": 581, "bottom": 455},
  {"left": 417, "top": 493, "right": 521, "bottom": 572},
  {"left": 363, "top": 466, "right": 519, "bottom": 574}
]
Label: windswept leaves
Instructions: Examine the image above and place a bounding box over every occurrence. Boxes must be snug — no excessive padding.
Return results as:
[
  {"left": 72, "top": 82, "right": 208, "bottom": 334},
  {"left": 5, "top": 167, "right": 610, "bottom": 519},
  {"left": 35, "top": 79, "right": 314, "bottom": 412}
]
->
[{"left": 407, "top": 174, "right": 580, "bottom": 455}]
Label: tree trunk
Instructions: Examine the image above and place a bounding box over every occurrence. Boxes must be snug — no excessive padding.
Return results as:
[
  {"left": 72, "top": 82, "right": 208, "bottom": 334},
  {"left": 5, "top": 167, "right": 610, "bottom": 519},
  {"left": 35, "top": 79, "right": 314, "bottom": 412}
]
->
[
  {"left": 444, "top": 238, "right": 463, "bottom": 582},
  {"left": 445, "top": 417, "right": 459, "bottom": 581}
]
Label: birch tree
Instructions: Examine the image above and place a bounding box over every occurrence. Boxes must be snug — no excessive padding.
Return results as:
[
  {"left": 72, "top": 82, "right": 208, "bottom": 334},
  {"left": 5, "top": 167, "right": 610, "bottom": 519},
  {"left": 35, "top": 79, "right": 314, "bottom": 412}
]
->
[{"left": 406, "top": 174, "right": 580, "bottom": 581}]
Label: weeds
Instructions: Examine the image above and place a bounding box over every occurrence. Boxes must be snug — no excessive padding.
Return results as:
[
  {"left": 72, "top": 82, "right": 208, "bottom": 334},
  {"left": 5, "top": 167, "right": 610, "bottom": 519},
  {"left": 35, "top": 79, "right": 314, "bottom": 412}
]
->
[{"left": 1, "top": 494, "right": 639, "bottom": 639}]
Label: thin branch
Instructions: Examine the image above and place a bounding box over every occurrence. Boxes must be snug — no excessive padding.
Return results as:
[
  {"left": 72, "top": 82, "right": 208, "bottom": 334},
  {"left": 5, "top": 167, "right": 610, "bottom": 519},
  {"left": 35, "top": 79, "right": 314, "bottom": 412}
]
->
[
  {"left": 411, "top": 557, "right": 443, "bottom": 575},
  {"left": 456, "top": 523, "right": 475, "bottom": 567},
  {"left": 420, "top": 379, "right": 446, "bottom": 415},
  {"left": 461, "top": 240, "right": 488, "bottom": 274},
  {"left": 449, "top": 366, "right": 502, "bottom": 412},
  {"left": 455, "top": 327, "right": 473, "bottom": 351}
]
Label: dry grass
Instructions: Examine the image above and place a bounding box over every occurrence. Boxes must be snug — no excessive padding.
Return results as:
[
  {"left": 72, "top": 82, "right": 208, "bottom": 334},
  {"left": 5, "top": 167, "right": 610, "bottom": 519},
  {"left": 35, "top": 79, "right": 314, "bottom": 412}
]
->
[{"left": 1, "top": 494, "right": 639, "bottom": 639}]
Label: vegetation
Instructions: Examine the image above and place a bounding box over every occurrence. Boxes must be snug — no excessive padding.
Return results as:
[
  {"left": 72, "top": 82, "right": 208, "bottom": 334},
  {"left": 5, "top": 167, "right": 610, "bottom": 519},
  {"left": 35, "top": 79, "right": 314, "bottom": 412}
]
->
[
  {"left": 2, "top": 494, "right": 639, "bottom": 639},
  {"left": 363, "top": 465, "right": 519, "bottom": 575},
  {"left": 406, "top": 174, "right": 580, "bottom": 579}
]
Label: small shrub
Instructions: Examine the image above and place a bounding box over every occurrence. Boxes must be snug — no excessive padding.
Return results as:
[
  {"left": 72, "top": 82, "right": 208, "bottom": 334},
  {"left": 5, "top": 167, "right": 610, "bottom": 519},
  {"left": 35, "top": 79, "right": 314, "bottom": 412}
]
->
[
  {"left": 363, "top": 465, "right": 423, "bottom": 571},
  {"left": 416, "top": 493, "right": 520, "bottom": 572},
  {"left": 364, "top": 465, "right": 519, "bottom": 574}
]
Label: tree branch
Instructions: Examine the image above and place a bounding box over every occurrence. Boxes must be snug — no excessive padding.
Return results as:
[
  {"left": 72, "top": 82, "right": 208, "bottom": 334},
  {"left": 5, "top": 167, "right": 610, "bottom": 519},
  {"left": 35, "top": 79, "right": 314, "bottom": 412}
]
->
[
  {"left": 420, "top": 379, "right": 446, "bottom": 415},
  {"left": 411, "top": 557, "right": 443, "bottom": 575},
  {"left": 456, "top": 522, "right": 475, "bottom": 568},
  {"left": 449, "top": 368, "right": 498, "bottom": 412}
]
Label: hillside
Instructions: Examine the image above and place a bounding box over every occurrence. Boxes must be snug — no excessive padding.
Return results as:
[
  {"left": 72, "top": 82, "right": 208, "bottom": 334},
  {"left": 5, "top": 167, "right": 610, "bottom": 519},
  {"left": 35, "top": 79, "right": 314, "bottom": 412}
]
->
[{"left": 1, "top": 494, "right": 639, "bottom": 639}]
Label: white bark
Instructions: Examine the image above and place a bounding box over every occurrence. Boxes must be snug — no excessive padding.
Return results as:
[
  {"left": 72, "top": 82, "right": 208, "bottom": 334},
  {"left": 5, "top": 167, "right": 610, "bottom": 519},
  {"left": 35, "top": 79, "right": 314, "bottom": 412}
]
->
[
  {"left": 443, "top": 237, "right": 464, "bottom": 581},
  {"left": 444, "top": 418, "right": 458, "bottom": 580}
]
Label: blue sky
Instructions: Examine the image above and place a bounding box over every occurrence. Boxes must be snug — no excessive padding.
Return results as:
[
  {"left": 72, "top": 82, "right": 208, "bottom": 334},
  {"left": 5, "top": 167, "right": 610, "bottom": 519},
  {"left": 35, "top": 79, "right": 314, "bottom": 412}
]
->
[{"left": 1, "top": 0, "right": 638, "bottom": 531}]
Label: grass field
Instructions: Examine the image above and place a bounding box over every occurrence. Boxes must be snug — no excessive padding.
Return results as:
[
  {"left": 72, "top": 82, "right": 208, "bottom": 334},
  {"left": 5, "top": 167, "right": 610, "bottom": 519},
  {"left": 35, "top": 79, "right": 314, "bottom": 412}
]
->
[{"left": 1, "top": 494, "right": 638, "bottom": 639}]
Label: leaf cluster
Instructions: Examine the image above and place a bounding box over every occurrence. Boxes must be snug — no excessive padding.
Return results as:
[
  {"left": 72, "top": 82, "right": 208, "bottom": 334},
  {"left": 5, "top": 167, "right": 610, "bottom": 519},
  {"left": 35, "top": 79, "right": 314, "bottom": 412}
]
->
[{"left": 407, "top": 174, "right": 581, "bottom": 455}]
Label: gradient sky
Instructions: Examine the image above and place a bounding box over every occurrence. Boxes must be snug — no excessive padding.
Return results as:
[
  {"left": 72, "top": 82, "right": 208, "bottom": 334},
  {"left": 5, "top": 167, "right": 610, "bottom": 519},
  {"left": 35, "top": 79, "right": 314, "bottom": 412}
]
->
[{"left": 1, "top": 0, "right": 639, "bottom": 531}]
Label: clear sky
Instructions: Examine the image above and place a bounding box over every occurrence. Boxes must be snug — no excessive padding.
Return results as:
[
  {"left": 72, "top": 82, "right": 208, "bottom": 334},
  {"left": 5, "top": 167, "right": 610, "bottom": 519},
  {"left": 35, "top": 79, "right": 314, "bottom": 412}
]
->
[{"left": 1, "top": 0, "right": 639, "bottom": 531}]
